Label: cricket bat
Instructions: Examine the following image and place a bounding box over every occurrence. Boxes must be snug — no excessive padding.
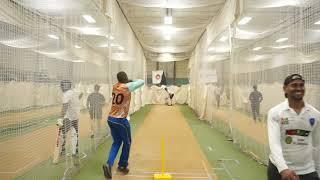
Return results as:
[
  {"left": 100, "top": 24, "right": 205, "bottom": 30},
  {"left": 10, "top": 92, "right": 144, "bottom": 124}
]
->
[{"left": 52, "top": 127, "right": 61, "bottom": 164}]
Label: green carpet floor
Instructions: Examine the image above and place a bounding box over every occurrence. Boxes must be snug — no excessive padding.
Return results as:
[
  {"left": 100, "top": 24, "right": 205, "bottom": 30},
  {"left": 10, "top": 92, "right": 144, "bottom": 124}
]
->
[{"left": 70, "top": 105, "right": 266, "bottom": 180}]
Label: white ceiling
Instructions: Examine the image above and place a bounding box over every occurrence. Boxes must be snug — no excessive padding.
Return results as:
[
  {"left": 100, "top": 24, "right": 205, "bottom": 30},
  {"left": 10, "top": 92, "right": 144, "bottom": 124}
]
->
[
  {"left": 0, "top": 0, "right": 117, "bottom": 65},
  {"left": 2, "top": 0, "right": 319, "bottom": 66},
  {"left": 205, "top": 0, "right": 320, "bottom": 65},
  {"left": 117, "top": 0, "right": 226, "bottom": 62}
]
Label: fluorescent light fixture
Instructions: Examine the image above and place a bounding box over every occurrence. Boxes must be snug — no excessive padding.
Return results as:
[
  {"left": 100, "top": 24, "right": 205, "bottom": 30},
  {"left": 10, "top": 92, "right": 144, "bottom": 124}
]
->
[
  {"left": 247, "top": 55, "right": 270, "bottom": 62},
  {"left": 162, "top": 53, "right": 172, "bottom": 58},
  {"left": 272, "top": 45, "right": 294, "bottom": 49},
  {"left": 253, "top": 47, "right": 262, "bottom": 51},
  {"left": 106, "top": 35, "right": 114, "bottom": 40},
  {"left": 82, "top": 14, "right": 96, "bottom": 24},
  {"left": 164, "top": 34, "right": 171, "bottom": 40},
  {"left": 208, "top": 46, "right": 230, "bottom": 53},
  {"left": 48, "top": 34, "right": 59, "bottom": 39},
  {"left": 276, "top": 38, "right": 288, "bottom": 43},
  {"left": 74, "top": 45, "right": 81, "bottom": 49},
  {"left": 118, "top": 46, "right": 124, "bottom": 50},
  {"left": 72, "top": 60, "right": 85, "bottom": 63},
  {"left": 100, "top": 44, "right": 108, "bottom": 47},
  {"left": 161, "top": 46, "right": 175, "bottom": 53},
  {"left": 219, "top": 36, "right": 228, "bottom": 42},
  {"left": 262, "top": 1, "right": 304, "bottom": 8},
  {"left": 158, "top": 53, "right": 174, "bottom": 62},
  {"left": 252, "top": 55, "right": 264, "bottom": 61},
  {"left": 69, "top": 27, "right": 100, "bottom": 35},
  {"left": 161, "top": 26, "right": 176, "bottom": 34},
  {"left": 314, "top": 20, "right": 320, "bottom": 25},
  {"left": 238, "top": 17, "right": 252, "bottom": 25},
  {"left": 164, "top": 16, "right": 172, "bottom": 24}
]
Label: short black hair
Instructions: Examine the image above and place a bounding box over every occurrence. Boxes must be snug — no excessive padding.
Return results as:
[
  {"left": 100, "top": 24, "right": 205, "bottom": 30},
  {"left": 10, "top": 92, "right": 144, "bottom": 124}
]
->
[
  {"left": 283, "top": 74, "right": 305, "bottom": 98},
  {"left": 284, "top": 74, "right": 304, "bottom": 86},
  {"left": 94, "top": 84, "right": 100, "bottom": 91},
  {"left": 60, "top": 80, "right": 72, "bottom": 91},
  {"left": 117, "top": 71, "right": 129, "bottom": 83}
]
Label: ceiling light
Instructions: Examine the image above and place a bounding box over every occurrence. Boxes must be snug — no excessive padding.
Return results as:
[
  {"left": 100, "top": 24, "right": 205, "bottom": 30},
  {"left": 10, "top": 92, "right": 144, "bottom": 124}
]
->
[
  {"left": 261, "top": 1, "right": 304, "bottom": 8},
  {"left": 158, "top": 53, "right": 174, "bottom": 62},
  {"left": 251, "top": 55, "right": 265, "bottom": 62},
  {"left": 69, "top": 27, "right": 100, "bottom": 35},
  {"left": 164, "top": 34, "right": 171, "bottom": 40},
  {"left": 314, "top": 20, "right": 320, "bottom": 25},
  {"left": 276, "top": 38, "right": 288, "bottom": 43},
  {"left": 272, "top": 45, "right": 294, "bottom": 49},
  {"left": 164, "top": 8, "right": 173, "bottom": 25},
  {"left": 162, "top": 53, "right": 172, "bottom": 58},
  {"left": 161, "top": 26, "right": 176, "bottom": 34},
  {"left": 118, "top": 46, "right": 124, "bottom": 50},
  {"left": 161, "top": 46, "right": 175, "bottom": 53},
  {"left": 74, "top": 45, "right": 81, "bottom": 49},
  {"left": 208, "top": 47, "right": 214, "bottom": 51},
  {"left": 48, "top": 34, "right": 59, "bottom": 39},
  {"left": 208, "top": 46, "right": 230, "bottom": 53},
  {"left": 82, "top": 14, "right": 96, "bottom": 24},
  {"left": 106, "top": 35, "right": 114, "bottom": 40},
  {"left": 164, "top": 16, "right": 172, "bottom": 24},
  {"left": 80, "top": 27, "right": 98, "bottom": 34},
  {"left": 72, "top": 60, "right": 85, "bottom": 63},
  {"left": 99, "top": 43, "right": 109, "bottom": 47},
  {"left": 247, "top": 55, "right": 271, "bottom": 62},
  {"left": 219, "top": 36, "right": 228, "bottom": 42},
  {"left": 238, "top": 17, "right": 252, "bottom": 25},
  {"left": 253, "top": 47, "right": 262, "bottom": 51}
]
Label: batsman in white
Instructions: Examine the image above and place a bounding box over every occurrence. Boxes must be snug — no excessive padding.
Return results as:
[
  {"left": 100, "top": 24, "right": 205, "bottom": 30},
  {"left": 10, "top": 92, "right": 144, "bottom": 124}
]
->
[
  {"left": 164, "top": 86, "right": 174, "bottom": 106},
  {"left": 53, "top": 80, "right": 82, "bottom": 164}
]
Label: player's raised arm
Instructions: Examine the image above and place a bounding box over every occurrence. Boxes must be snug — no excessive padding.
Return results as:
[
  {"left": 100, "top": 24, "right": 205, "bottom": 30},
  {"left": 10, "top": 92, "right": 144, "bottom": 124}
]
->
[{"left": 126, "top": 79, "right": 144, "bottom": 92}]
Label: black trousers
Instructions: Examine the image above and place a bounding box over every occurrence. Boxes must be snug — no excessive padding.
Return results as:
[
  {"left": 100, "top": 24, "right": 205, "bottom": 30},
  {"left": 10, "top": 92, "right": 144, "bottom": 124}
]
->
[
  {"left": 251, "top": 102, "right": 260, "bottom": 120},
  {"left": 268, "top": 160, "right": 319, "bottom": 180}
]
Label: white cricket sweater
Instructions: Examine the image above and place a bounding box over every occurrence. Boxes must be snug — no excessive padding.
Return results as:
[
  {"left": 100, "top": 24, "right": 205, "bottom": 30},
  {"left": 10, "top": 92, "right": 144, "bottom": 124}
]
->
[{"left": 268, "top": 100, "right": 320, "bottom": 175}]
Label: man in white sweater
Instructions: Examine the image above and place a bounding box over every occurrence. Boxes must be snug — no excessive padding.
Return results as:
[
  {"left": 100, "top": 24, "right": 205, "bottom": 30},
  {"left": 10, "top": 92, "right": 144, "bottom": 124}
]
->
[{"left": 267, "top": 74, "right": 320, "bottom": 180}]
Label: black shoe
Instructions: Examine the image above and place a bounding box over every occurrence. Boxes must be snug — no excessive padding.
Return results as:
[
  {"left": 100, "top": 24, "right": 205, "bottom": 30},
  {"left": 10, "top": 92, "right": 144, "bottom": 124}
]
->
[
  {"left": 102, "top": 164, "right": 112, "bottom": 179},
  {"left": 117, "top": 166, "right": 129, "bottom": 174}
]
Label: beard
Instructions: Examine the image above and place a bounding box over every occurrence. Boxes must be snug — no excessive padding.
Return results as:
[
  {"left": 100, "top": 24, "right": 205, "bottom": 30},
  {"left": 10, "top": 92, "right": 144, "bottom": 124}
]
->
[
  {"left": 292, "top": 95, "right": 303, "bottom": 101},
  {"left": 290, "top": 91, "right": 304, "bottom": 101}
]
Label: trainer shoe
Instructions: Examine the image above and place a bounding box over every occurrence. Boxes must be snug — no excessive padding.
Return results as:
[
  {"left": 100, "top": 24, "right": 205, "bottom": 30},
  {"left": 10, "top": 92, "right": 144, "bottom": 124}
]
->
[
  {"left": 117, "top": 166, "right": 129, "bottom": 174},
  {"left": 102, "top": 164, "right": 112, "bottom": 179}
]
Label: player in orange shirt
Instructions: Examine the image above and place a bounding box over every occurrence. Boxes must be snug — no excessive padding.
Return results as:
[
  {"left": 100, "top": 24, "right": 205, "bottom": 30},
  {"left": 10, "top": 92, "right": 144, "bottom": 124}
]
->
[{"left": 102, "top": 71, "right": 144, "bottom": 179}]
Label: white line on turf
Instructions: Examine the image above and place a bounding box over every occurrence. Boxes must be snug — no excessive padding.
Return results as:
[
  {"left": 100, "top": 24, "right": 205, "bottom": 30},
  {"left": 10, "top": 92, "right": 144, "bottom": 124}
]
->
[{"left": 202, "top": 160, "right": 213, "bottom": 180}]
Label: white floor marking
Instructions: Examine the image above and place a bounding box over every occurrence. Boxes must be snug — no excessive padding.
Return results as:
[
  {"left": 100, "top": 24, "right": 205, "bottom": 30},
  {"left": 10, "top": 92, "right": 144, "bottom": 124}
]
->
[{"left": 202, "top": 160, "right": 213, "bottom": 180}]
